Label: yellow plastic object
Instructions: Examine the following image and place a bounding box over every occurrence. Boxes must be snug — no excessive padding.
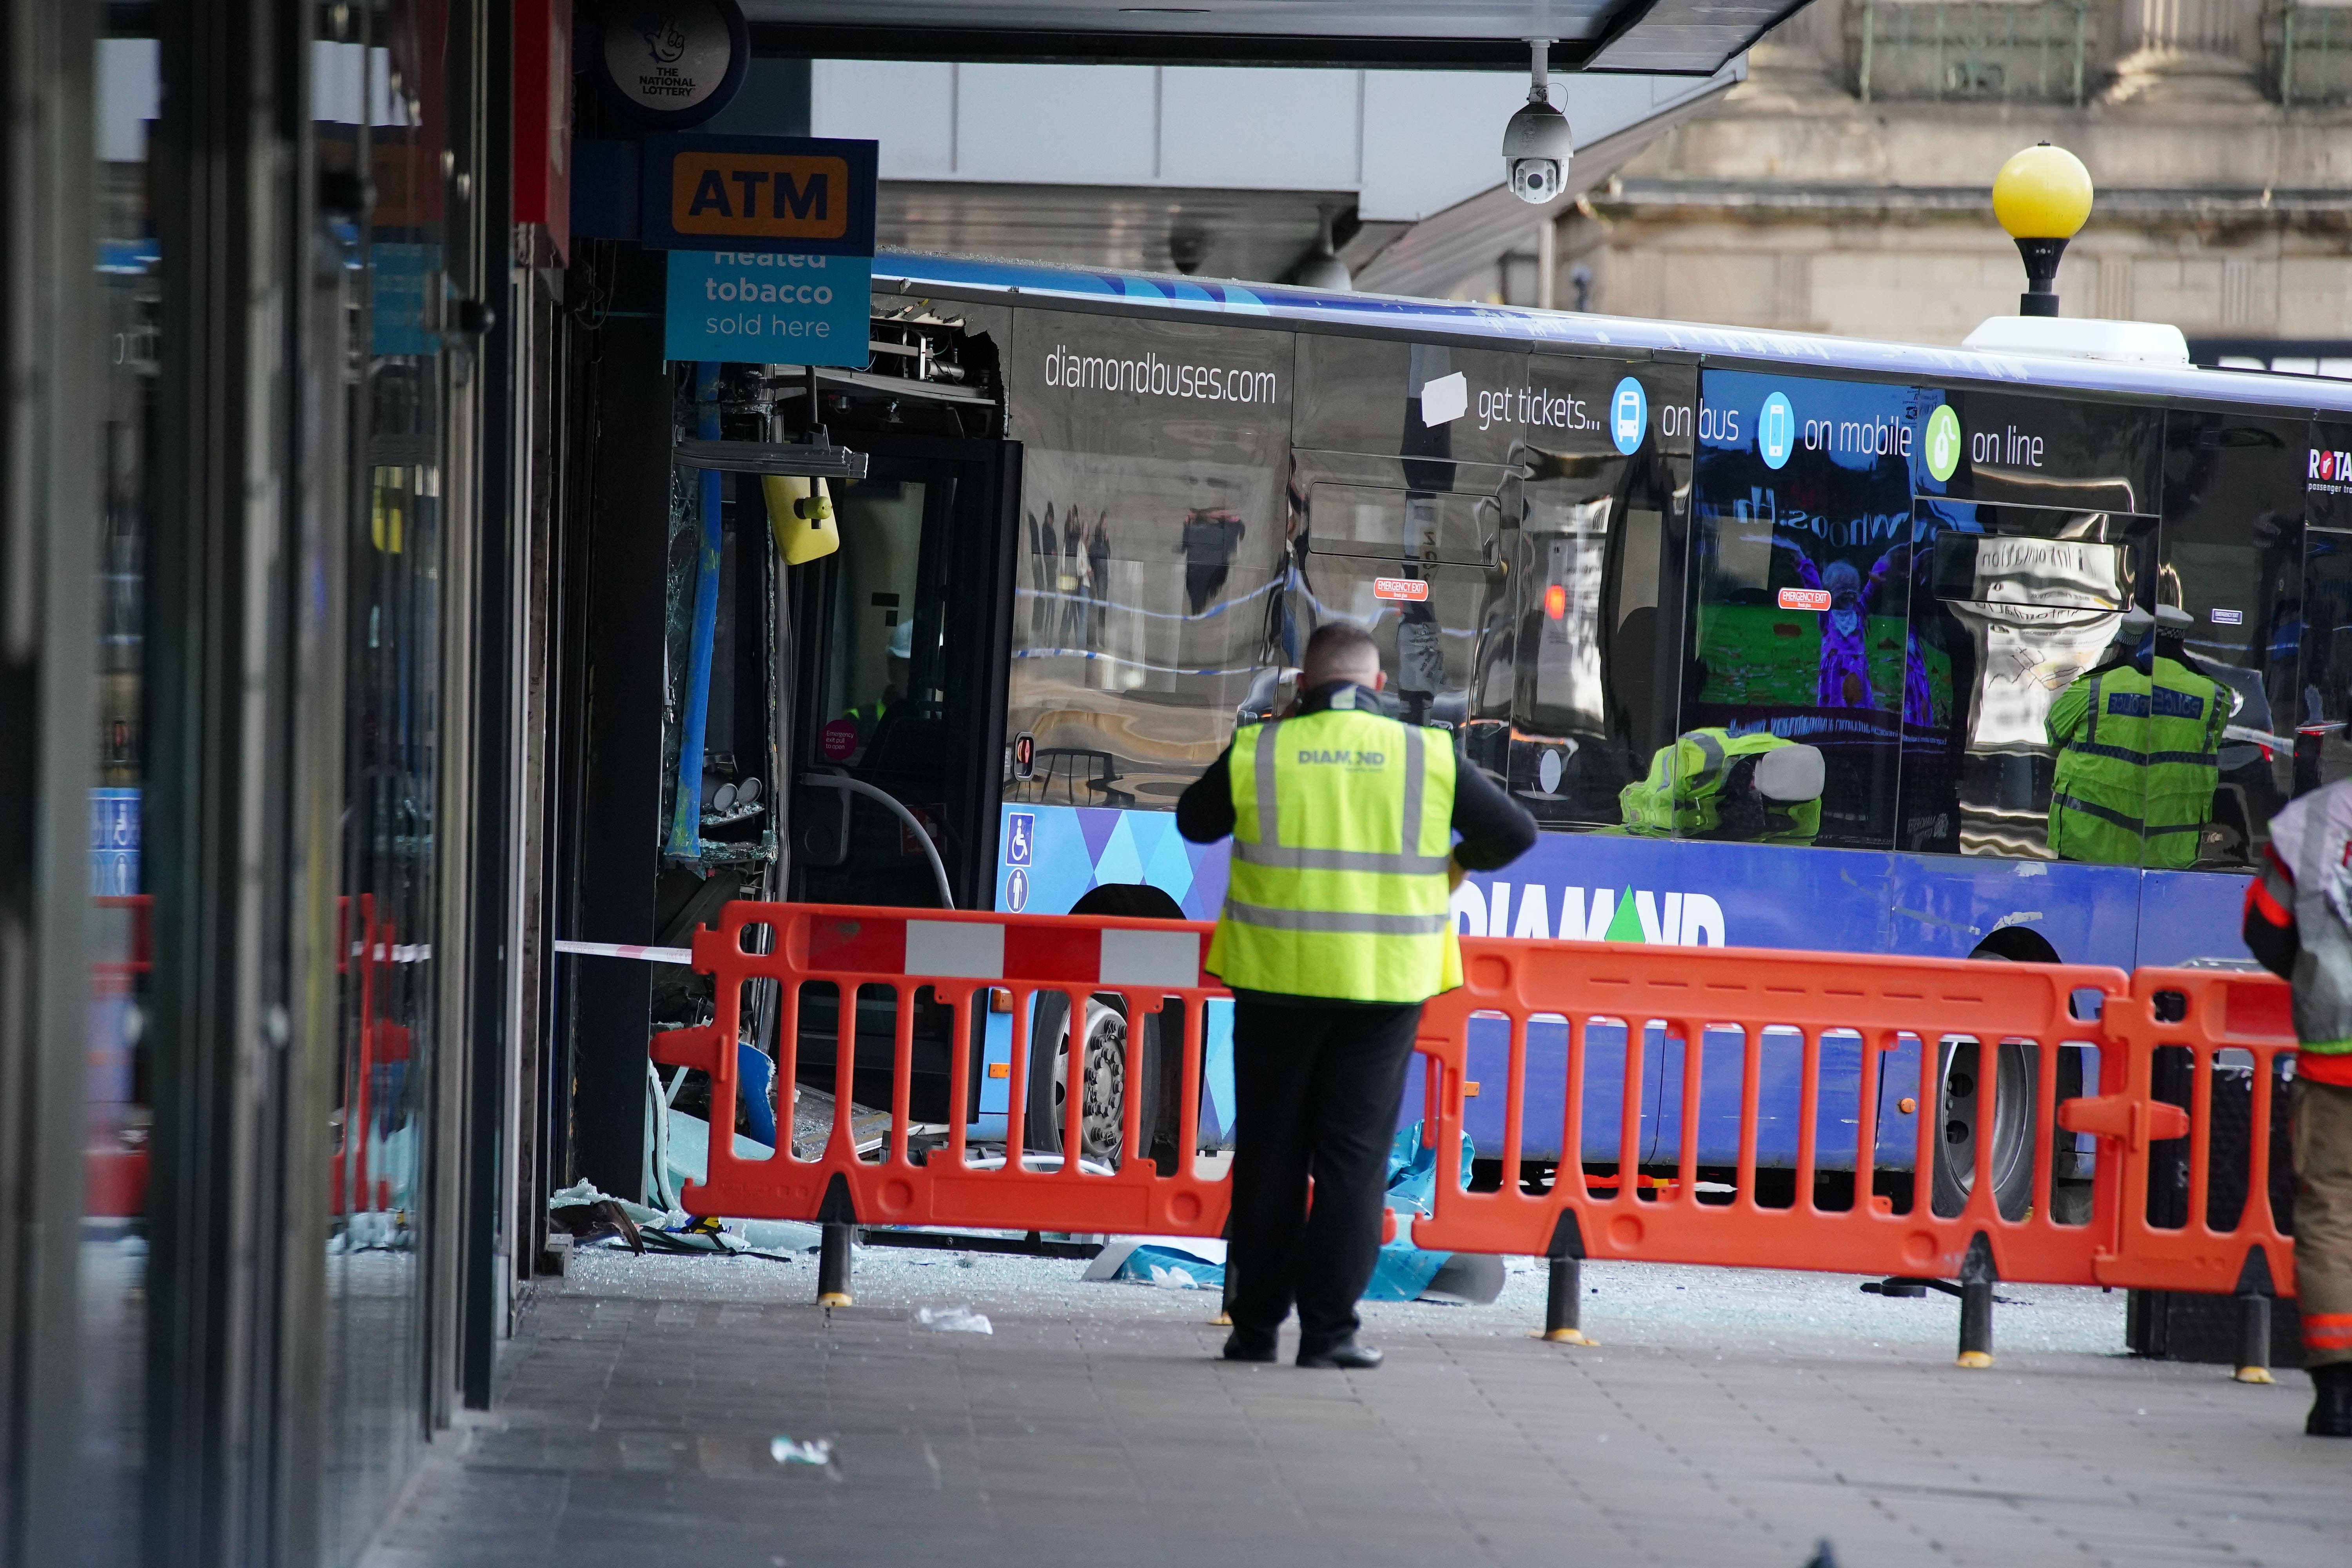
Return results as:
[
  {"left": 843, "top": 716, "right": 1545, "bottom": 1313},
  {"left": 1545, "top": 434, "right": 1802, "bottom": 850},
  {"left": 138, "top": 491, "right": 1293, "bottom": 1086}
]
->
[
  {"left": 1955, "top": 1350, "right": 1995, "bottom": 1369},
  {"left": 1535, "top": 1328, "right": 1596, "bottom": 1345},
  {"left": 818, "top": 1290, "right": 853, "bottom": 1308},
  {"left": 2235, "top": 1365, "right": 2276, "bottom": 1385},
  {"left": 1992, "top": 143, "right": 2094, "bottom": 239},
  {"left": 764, "top": 474, "right": 839, "bottom": 564}
]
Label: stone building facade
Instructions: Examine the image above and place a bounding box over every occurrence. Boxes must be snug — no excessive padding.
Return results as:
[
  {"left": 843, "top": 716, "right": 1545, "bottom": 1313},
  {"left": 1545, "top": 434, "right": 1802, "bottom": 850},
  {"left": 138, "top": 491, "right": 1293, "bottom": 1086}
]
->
[{"left": 1550, "top": 0, "right": 2352, "bottom": 358}]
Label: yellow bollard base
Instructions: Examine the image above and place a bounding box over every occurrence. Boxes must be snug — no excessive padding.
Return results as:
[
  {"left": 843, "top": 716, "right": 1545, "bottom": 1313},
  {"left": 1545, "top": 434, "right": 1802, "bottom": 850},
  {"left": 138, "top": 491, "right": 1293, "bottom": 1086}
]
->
[
  {"left": 2234, "top": 1365, "right": 2276, "bottom": 1385},
  {"left": 817, "top": 1292, "right": 853, "bottom": 1308},
  {"left": 1211, "top": 1312, "right": 1232, "bottom": 1326},
  {"left": 1955, "top": 1350, "right": 1994, "bottom": 1369},
  {"left": 1535, "top": 1328, "right": 1596, "bottom": 1345}
]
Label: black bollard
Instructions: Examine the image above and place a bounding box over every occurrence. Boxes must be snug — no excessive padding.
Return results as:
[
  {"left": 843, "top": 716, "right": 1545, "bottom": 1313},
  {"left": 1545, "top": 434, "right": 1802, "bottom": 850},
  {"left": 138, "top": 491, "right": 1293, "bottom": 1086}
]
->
[
  {"left": 2235, "top": 1293, "right": 2275, "bottom": 1384},
  {"left": 818, "top": 1221, "right": 854, "bottom": 1307},
  {"left": 1957, "top": 1279, "right": 1994, "bottom": 1367},
  {"left": 1541, "top": 1255, "right": 1593, "bottom": 1345},
  {"left": 1956, "top": 1231, "right": 1996, "bottom": 1368}
]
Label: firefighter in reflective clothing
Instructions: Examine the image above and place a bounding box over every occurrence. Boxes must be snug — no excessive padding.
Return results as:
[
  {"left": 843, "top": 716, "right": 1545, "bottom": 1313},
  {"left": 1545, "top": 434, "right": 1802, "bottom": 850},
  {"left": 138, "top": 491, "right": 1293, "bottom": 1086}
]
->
[
  {"left": 2242, "top": 778, "right": 2352, "bottom": 1436},
  {"left": 1619, "top": 728, "right": 1824, "bottom": 844},
  {"left": 1176, "top": 624, "right": 1535, "bottom": 1370},
  {"left": 2046, "top": 606, "right": 2227, "bottom": 867}
]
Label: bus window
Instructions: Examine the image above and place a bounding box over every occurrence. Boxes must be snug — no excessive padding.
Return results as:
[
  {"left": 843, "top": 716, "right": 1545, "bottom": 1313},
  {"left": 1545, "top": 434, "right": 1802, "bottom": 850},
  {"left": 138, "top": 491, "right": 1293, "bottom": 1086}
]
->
[
  {"left": 1002, "top": 309, "right": 1293, "bottom": 807},
  {"left": 2299, "top": 530, "right": 2352, "bottom": 794},
  {"left": 1508, "top": 451, "right": 1689, "bottom": 826},
  {"left": 1289, "top": 552, "right": 1499, "bottom": 731},
  {"left": 2156, "top": 411, "right": 2308, "bottom": 867},
  {"left": 1901, "top": 501, "right": 2149, "bottom": 859},
  {"left": 1305, "top": 483, "right": 1495, "bottom": 566},
  {"left": 1681, "top": 372, "right": 1922, "bottom": 849},
  {"left": 818, "top": 480, "right": 932, "bottom": 767},
  {"left": 1291, "top": 333, "right": 1530, "bottom": 472},
  {"left": 2302, "top": 419, "right": 2352, "bottom": 797}
]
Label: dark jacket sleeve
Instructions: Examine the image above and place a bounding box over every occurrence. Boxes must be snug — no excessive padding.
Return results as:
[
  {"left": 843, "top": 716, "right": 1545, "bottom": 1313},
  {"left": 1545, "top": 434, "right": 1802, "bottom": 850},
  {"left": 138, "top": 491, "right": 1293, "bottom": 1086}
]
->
[
  {"left": 2243, "top": 844, "right": 2299, "bottom": 982},
  {"left": 1176, "top": 745, "right": 1237, "bottom": 844},
  {"left": 1451, "top": 760, "right": 1539, "bottom": 872}
]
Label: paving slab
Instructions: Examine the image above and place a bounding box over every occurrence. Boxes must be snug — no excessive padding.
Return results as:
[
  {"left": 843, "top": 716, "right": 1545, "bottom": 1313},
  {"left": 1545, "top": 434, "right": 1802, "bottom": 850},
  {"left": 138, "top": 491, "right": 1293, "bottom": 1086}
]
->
[{"left": 360, "top": 1247, "right": 2351, "bottom": 1568}]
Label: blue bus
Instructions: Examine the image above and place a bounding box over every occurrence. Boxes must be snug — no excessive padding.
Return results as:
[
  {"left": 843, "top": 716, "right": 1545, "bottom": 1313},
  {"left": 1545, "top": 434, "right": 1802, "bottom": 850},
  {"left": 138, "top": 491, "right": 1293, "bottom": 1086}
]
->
[{"left": 681, "top": 253, "right": 2352, "bottom": 1221}]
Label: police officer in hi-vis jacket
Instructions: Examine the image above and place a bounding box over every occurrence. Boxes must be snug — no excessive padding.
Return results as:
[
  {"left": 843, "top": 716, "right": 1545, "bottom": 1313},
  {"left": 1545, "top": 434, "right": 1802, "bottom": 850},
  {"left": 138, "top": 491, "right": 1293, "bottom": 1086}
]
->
[{"left": 1177, "top": 624, "right": 1535, "bottom": 1369}]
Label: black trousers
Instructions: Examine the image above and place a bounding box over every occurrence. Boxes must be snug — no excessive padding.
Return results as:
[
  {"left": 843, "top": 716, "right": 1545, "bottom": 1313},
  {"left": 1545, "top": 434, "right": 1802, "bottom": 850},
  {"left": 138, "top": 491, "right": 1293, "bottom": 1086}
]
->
[{"left": 1227, "top": 994, "right": 1422, "bottom": 1350}]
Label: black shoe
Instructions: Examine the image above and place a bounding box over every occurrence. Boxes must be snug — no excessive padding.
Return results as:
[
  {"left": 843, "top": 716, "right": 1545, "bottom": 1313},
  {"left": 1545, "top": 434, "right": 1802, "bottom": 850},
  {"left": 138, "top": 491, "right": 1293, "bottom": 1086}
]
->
[
  {"left": 1221, "top": 1328, "right": 1277, "bottom": 1363},
  {"left": 1297, "top": 1338, "right": 1383, "bottom": 1370},
  {"left": 2308, "top": 1363, "right": 2352, "bottom": 1438}
]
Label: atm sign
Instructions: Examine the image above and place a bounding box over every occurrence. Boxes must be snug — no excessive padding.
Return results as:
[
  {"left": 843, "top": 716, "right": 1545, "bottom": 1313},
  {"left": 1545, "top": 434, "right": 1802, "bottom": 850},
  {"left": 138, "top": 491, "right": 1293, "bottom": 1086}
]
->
[
  {"left": 640, "top": 133, "right": 878, "bottom": 256},
  {"left": 1374, "top": 577, "right": 1430, "bottom": 602},
  {"left": 671, "top": 152, "right": 850, "bottom": 241}
]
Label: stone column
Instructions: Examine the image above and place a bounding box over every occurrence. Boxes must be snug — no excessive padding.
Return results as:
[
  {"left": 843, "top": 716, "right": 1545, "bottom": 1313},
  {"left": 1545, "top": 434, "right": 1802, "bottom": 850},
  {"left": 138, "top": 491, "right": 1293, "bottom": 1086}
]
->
[{"left": 2105, "top": 0, "right": 2264, "bottom": 103}]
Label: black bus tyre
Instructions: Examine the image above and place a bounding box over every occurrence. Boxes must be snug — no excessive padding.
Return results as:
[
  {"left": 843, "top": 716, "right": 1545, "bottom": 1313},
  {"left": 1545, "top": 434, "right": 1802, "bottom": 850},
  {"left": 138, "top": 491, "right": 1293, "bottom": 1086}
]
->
[
  {"left": 1023, "top": 992, "right": 1162, "bottom": 1167},
  {"left": 1931, "top": 1036, "right": 2037, "bottom": 1221}
]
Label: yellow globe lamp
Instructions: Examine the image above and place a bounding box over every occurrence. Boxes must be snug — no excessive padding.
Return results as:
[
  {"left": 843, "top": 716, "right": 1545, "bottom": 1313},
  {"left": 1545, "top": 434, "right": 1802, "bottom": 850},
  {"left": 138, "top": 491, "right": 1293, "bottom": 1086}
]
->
[{"left": 1992, "top": 142, "right": 2094, "bottom": 318}]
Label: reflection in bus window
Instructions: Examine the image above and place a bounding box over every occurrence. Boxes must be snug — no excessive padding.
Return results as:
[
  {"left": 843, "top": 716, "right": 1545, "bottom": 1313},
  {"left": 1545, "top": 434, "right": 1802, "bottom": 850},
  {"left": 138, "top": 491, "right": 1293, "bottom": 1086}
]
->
[
  {"left": 2156, "top": 410, "right": 2307, "bottom": 867},
  {"left": 1683, "top": 373, "right": 1921, "bottom": 850},
  {"left": 1505, "top": 444, "right": 1686, "bottom": 826},
  {"left": 2300, "top": 528, "right": 2352, "bottom": 795},
  {"left": 1901, "top": 502, "right": 2148, "bottom": 857},
  {"left": 1004, "top": 310, "right": 1292, "bottom": 807},
  {"left": 2043, "top": 605, "right": 2229, "bottom": 868}
]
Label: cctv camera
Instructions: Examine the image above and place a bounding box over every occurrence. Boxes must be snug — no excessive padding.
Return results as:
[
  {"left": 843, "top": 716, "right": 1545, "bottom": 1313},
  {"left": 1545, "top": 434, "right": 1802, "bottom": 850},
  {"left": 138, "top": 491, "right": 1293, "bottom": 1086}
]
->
[{"left": 1503, "top": 40, "right": 1574, "bottom": 206}]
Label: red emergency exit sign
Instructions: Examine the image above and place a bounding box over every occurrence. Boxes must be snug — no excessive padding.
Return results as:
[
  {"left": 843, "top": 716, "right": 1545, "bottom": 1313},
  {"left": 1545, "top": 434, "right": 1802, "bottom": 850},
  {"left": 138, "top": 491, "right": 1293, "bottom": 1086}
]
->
[{"left": 1374, "top": 577, "right": 1430, "bottom": 602}]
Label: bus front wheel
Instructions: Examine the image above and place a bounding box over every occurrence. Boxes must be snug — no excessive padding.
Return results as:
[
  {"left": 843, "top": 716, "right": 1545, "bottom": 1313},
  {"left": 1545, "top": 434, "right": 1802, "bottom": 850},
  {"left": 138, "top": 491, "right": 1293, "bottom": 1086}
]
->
[
  {"left": 1930, "top": 1036, "right": 2037, "bottom": 1221},
  {"left": 1023, "top": 993, "right": 1161, "bottom": 1168}
]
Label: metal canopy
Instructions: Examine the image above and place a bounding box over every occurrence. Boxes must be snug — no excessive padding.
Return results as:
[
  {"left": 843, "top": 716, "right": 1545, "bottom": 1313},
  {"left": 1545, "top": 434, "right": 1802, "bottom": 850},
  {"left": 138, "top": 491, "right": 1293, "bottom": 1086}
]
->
[{"left": 741, "top": 0, "right": 1807, "bottom": 74}]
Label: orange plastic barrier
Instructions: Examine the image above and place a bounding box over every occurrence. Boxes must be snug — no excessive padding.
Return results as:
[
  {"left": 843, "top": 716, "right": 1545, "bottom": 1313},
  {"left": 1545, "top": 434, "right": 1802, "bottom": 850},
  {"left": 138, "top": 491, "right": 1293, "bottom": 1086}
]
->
[
  {"left": 650, "top": 901, "right": 1235, "bottom": 1239},
  {"left": 643, "top": 901, "right": 2310, "bottom": 1320},
  {"left": 2066, "top": 966, "right": 2298, "bottom": 1299},
  {"left": 1406, "top": 938, "right": 2129, "bottom": 1287}
]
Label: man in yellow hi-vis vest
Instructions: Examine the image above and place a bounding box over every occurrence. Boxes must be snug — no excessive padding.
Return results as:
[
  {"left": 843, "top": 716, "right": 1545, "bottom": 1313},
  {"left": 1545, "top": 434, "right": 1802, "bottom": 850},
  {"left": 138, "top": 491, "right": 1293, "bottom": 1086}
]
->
[{"left": 1178, "top": 624, "right": 1535, "bottom": 1368}]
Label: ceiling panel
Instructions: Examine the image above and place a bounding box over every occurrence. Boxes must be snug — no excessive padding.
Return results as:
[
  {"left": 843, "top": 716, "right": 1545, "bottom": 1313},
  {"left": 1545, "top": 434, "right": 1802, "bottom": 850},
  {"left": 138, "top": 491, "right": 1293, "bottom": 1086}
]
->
[{"left": 741, "top": 0, "right": 1808, "bottom": 73}]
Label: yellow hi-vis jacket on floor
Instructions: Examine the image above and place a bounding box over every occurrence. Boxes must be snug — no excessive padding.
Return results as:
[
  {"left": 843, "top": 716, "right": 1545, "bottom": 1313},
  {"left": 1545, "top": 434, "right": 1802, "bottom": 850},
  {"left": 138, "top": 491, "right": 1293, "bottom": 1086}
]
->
[{"left": 1207, "top": 702, "right": 1461, "bottom": 1004}]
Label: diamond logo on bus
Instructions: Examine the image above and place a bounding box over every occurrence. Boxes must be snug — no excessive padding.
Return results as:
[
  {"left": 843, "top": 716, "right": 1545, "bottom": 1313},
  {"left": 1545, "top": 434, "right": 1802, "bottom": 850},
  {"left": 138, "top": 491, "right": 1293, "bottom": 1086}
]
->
[{"left": 1374, "top": 577, "right": 1430, "bottom": 602}]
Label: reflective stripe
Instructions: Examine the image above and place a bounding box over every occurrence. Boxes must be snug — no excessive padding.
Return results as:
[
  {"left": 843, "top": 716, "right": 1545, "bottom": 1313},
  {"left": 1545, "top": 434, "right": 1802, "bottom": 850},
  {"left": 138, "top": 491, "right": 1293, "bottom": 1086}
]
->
[
  {"left": 1689, "top": 730, "right": 1726, "bottom": 788},
  {"left": 2068, "top": 737, "right": 2230, "bottom": 768},
  {"left": 2062, "top": 740, "right": 2153, "bottom": 766},
  {"left": 2304, "top": 1313, "right": 2352, "bottom": 1347},
  {"left": 1401, "top": 725, "right": 1425, "bottom": 859},
  {"left": 1232, "top": 842, "right": 1452, "bottom": 874},
  {"left": 2086, "top": 673, "right": 2103, "bottom": 748},
  {"left": 2052, "top": 791, "right": 2144, "bottom": 833},
  {"left": 1222, "top": 899, "right": 1449, "bottom": 936},
  {"left": 1253, "top": 721, "right": 1279, "bottom": 848}
]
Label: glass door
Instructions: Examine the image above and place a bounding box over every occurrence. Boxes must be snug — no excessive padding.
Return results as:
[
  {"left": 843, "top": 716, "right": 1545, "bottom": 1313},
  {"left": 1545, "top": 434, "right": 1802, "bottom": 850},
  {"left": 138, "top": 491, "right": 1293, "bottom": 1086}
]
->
[{"left": 791, "top": 435, "right": 1016, "bottom": 910}]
